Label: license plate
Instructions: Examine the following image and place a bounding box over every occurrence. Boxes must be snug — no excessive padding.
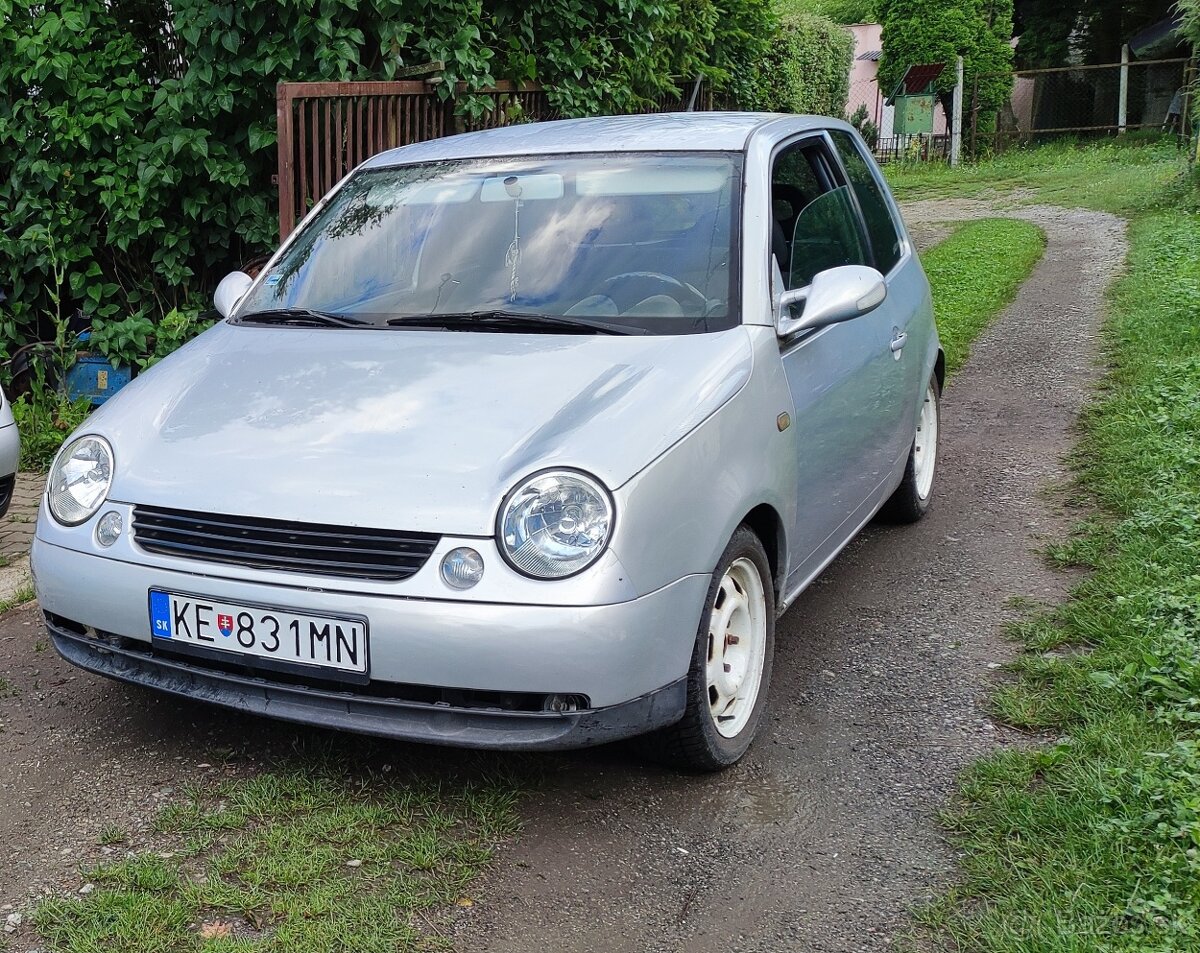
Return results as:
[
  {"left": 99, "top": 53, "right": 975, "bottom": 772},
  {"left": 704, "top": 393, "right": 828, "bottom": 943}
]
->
[{"left": 148, "top": 589, "right": 368, "bottom": 674}]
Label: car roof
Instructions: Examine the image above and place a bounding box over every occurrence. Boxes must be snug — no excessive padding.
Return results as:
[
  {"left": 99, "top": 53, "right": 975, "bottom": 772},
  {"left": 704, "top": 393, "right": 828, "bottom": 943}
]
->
[{"left": 362, "top": 111, "right": 834, "bottom": 167}]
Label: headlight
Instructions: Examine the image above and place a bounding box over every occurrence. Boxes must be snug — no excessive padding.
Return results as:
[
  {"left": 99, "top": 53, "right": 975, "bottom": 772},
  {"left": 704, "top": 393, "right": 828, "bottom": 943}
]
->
[
  {"left": 47, "top": 435, "right": 114, "bottom": 526},
  {"left": 498, "top": 470, "right": 614, "bottom": 578}
]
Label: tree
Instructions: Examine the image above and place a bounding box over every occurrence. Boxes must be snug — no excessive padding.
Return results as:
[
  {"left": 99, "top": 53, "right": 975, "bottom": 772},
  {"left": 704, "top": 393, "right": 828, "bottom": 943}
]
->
[
  {"left": 775, "top": 0, "right": 878, "bottom": 24},
  {"left": 876, "top": 0, "right": 1014, "bottom": 126},
  {"left": 1179, "top": 0, "right": 1199, "bottom": 126},
  {"left": 1012, "top": 0, "right": 1177, "bottom": 68}
]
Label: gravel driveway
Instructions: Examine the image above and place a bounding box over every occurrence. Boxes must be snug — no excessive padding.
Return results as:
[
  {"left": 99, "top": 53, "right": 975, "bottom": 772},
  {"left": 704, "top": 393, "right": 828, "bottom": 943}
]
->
[{"left": 0, "top": 199, "right": 1126, "bottom": 951}]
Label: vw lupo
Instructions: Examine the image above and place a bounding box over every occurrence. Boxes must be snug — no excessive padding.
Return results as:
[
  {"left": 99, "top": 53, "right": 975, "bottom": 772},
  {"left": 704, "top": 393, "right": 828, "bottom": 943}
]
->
[
  {"left": 0, "top": 383, "right": 19, "bottom": 517},
  {"left": 33, "top": 114, "right": 941, "bottom": 770}
]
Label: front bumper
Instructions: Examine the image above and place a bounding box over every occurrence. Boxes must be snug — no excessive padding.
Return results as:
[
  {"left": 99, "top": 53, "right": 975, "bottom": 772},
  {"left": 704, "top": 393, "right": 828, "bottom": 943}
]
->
[
  {"left": 47, "top": 619, "right": 688, "bottom": 749},
  {"left": 32, "top": 538, "right": 707, "bottom": 749}
]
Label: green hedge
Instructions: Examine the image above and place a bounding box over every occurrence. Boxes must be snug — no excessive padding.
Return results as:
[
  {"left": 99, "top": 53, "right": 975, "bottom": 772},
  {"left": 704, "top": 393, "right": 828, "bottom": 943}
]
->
[
  {"left": 738, "top": 13, "right": 852, "bottom": 117},
  {"left": 0, "top": 0, "right": 773, "bottom": 366}
]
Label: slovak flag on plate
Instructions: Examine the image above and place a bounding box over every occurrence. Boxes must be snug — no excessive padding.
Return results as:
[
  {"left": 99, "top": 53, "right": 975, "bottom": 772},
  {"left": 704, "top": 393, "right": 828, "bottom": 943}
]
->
[{"left": 217, "top": 614, "right": 234, "bottom": 637}]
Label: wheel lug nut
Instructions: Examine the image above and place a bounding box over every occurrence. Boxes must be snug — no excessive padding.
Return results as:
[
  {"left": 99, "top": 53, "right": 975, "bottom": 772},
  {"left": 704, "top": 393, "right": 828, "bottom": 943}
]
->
[
  {"left": 726, "top": 635, "right": 740, "bottom": 645},
  {"left": 723, "top": 663, "right": 732, "bottom": 673}
]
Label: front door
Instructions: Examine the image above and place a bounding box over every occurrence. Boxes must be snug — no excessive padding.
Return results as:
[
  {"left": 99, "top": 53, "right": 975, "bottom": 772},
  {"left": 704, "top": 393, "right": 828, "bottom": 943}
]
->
[
  {"left": 771, "top": 134, "right": 910, "bottom": 592},
  {"left": 827, "top": 128, "right": 924, "bottom": 475}
]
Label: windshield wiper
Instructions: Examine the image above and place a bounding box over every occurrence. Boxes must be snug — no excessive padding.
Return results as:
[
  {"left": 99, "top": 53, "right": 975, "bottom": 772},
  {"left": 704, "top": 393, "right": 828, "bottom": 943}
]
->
[
  {"left": 385, "top": 310, "right": 643, "bottom": 336},
  {"left": 233, "top": 308, "right": 371, "bottom": 328}
]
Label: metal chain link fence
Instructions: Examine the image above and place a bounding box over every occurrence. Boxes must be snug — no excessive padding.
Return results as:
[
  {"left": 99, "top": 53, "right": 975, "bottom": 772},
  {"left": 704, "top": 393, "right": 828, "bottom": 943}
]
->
[
  {"left": 844, "top": 56, "right": 1195, "bottom": 164},
  {"left": 973, "top": 57, "right": 1194, "bottom": 154}
]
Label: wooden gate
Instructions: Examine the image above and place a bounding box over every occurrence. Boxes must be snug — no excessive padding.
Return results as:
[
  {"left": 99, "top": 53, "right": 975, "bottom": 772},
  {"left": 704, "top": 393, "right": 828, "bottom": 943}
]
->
[{"left": 275, "top": 80, "right": 708, "bottom": 239}]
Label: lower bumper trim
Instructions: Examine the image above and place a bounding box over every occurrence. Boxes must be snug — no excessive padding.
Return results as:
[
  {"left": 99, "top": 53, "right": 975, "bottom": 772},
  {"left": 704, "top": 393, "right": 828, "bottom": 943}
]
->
[{"left": 47, "top": 620, "right": 687, "bottom": 751}]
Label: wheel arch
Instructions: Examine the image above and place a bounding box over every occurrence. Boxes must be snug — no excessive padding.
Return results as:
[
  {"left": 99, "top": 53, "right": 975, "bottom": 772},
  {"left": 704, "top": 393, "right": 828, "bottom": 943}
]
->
[
  {"left": 934, "top": 347, "right": 945, "bottom": 390},
  {"left": 740, "top": 503, "right": 786, "bottom": 599}
]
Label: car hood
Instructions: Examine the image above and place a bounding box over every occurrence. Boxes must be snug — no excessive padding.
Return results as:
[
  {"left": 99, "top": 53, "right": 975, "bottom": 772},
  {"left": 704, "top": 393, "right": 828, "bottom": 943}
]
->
[{"left": 91, "top": 323, "right": 753, "bottom": 534}]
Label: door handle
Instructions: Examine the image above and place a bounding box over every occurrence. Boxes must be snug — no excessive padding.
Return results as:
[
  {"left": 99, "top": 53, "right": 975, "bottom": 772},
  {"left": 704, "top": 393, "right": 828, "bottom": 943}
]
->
[{"left": 890, "top": 331, "right": 908, "bottom": 353}]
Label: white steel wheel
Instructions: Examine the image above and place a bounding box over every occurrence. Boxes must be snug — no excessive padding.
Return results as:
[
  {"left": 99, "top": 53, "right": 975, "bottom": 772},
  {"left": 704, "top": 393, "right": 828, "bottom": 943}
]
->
[
  {"left": 706, "top": 557, "right": 768, "bottom": 738},
  {"left": 880, "top": 371, "right": 941, "bottom": 524},
  {"left": 637, "top": 525, "right": 776, "bottom": 772},
  {"left": 913, "top": 382, "right": 939, "bottom": 501}
]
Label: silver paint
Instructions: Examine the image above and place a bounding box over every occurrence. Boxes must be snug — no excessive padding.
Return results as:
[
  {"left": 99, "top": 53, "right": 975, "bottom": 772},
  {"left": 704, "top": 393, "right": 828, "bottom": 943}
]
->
[
  {"left": 0, "top": 386, "right": 17, "bottom": 481},
  {"left": 32, "top": 114, "right": 940, "bottom": 744}
]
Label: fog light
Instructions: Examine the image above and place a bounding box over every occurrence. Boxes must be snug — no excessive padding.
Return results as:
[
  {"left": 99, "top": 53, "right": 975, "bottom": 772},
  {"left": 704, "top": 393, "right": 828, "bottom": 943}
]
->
[
  {"left": 95, "top": 510, "right": 123, "bottom": 547},
  {"left": 440, "top": 547, "right": 484, "bottom": 590},
  {"left": 544, "top": 694, "right": 587, "bottom": 713}
]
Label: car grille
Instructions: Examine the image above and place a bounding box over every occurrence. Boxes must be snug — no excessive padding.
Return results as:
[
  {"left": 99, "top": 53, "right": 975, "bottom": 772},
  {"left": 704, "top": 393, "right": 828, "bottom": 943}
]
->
[{"left": 131, "top": 505, "right": 440, "bottom": 581}]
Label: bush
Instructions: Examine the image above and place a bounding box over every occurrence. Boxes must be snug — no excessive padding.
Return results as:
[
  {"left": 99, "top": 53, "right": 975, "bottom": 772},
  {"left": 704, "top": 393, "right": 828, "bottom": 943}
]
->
[
  {"left": 847, "top": 103, "right": 879, "bottom": 147},
  {"left": 0, "top": 0, "right": 772, "bottom": 368},
  {"left": 738, "top": 13, "right": 853, "bottom": 117},
  {"left": 11, "top": 391, "right": 92, "bottom": 472}
]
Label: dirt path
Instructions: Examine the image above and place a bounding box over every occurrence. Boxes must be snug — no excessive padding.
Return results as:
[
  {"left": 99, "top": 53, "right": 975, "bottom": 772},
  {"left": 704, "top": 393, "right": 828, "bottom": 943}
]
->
[
  {"left": 0, "top": 200, "right": 1125, "bottom": 951},
  {"left": 447, "top": 201, "right": 1127, "bottom": 952}
]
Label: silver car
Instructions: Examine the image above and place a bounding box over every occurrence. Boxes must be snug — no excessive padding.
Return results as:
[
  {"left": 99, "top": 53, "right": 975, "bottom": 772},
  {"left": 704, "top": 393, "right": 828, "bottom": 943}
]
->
[
  {"left": 32, "top": 114, "right": 941, "bottom": 770},
  {"left": 0, "top": 385, "right": 18, "bottom": 517}
]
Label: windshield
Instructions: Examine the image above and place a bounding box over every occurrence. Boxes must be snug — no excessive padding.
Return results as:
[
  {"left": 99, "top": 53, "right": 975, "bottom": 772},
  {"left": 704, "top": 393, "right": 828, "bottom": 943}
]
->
[{"left": 237, "top": 153, "right": 742, "bottom": 335}]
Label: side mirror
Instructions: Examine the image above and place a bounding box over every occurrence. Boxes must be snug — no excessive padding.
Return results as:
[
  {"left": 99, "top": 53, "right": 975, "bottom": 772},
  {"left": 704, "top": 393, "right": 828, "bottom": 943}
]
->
[
  {"left": 214, "top": 271, "right": 254, "bottom": 319},
  {"left": 776, "top": 265, "right": 887, "bottom": 338}
]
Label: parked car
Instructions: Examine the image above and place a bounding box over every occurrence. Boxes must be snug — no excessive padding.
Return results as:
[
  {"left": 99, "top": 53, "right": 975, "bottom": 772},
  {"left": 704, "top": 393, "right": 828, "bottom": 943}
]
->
[
  {"left": 32, "top": 113, "right": 941, "bottom": 770},
  {"left": 0, "top": 382, "right": 18, "bottom": 517}
]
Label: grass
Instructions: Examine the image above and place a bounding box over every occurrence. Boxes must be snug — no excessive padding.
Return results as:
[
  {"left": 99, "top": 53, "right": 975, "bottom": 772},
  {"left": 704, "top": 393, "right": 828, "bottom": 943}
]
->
[
  {"left": 34, "top": 756, "right": 520, "bottom": 952},
  {"left": 886, "top": 135, "right": 1193, "bottom": 216},
  {"left": 890, "top": 140, "right": 1200, "bottom": 949},
  {"left": 920, "top": 218, "right": 1045, "bottom": 375},
  {"left": 0, "top": 581, "right": 36, "bottom": 615},
  {"left": 10, "top": 388, "right": 92, "bottom": 473}
]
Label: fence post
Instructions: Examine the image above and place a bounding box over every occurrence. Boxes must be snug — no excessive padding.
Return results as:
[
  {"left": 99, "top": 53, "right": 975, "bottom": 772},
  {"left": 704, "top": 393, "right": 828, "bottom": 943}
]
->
[
  {"left": 950, "top": 56, "right": 964, "bottom": 166},
  {"left": 1117, "top": 44, "right": 1129, "bottom": 134},
  {"left": 276, "top": 84, "right": 295, "bottom": 242}
]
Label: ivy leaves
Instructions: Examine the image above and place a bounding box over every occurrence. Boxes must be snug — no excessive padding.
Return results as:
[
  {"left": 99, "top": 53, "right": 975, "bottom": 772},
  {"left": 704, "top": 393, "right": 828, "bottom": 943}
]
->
[
  {"left": 738, "top": 12, "right": 853, "bottom": 117},
  {"left": 0, "top": 0, "right": 769, "bottom": 368}
]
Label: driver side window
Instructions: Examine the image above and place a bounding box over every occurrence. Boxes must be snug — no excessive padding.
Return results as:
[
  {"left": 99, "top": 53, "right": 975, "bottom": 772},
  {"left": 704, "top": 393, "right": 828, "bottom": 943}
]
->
[{"left": 770, "top": 139, "right": 868, "bottom": 292}]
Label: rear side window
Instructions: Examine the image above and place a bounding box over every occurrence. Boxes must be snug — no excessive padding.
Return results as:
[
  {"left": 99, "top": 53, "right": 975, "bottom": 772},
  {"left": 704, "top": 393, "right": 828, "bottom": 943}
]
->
[{"left": 829, "top": 130, "right": 903, "bottom": 274}]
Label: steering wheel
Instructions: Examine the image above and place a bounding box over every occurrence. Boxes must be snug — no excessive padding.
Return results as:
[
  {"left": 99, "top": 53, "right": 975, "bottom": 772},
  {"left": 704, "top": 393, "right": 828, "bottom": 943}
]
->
[{"left": 595, "top": 271, "right": 710, "bottom": 315}]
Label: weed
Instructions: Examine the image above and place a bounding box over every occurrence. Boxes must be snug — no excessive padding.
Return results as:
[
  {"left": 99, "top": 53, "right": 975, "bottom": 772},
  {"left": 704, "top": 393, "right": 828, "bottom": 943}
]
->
[
  {"left": 98, "top": 825, "right": 128, "bottom": 846},
  {"left": 0, "top": 582, "right": 35, "bottom": 615}
]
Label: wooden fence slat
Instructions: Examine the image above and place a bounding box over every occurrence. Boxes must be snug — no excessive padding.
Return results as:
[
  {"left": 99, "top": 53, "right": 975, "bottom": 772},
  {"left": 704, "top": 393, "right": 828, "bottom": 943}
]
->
[
  {"left": 276, "top": 79, "right": 714, "bottom": 238},
  {"left": 275, "top": 85, "right": 294, "bottom": 241}
]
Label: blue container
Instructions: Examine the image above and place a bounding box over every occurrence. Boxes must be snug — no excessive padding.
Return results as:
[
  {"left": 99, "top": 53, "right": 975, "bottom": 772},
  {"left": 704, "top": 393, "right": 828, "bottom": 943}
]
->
[{"left": 64, "top": 352, "right": 134, "bottom": 405}]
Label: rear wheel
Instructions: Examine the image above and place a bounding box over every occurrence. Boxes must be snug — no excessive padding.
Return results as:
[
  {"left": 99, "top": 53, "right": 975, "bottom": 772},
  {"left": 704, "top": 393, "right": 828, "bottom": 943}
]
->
[
  {"left": 640, "top": 526, "right": 775, "bottom": 771},
  {"left": 880, "top": 373, "right": 940, "bottom": 523}
]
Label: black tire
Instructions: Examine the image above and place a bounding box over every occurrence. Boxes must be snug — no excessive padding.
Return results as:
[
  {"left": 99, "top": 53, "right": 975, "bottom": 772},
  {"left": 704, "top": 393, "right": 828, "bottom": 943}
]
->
[
  {"left": 638, "top": 525, "right": 776, "bottom": 772},
  {"left": 879, "top": 372, "right": 941, "bottom": 524}
]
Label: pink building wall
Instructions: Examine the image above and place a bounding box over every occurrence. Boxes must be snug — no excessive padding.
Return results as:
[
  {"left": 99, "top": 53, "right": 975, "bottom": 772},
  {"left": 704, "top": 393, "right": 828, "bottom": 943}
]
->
[
  {"left": 846, "top": 23, "right": 883, "bottom": 125},
  {"left": 845, "top": 23, "right": 949, "bottom": 138}
]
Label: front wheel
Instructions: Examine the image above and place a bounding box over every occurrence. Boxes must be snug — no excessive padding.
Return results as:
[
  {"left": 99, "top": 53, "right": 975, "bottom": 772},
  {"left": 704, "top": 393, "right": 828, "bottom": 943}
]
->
[
  {"left": 880, "top": 373, "right": 941, "bottom": 523},
  {"left": 639, "top": 526, "right": 775, "bottom": 771}
]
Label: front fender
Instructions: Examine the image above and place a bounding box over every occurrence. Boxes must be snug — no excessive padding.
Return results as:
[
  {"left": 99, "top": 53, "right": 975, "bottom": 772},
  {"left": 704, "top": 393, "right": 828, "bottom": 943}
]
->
[{"left": 609, "top": 325, "right": 797, "bottom": 597}]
